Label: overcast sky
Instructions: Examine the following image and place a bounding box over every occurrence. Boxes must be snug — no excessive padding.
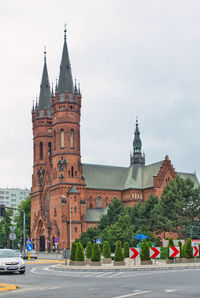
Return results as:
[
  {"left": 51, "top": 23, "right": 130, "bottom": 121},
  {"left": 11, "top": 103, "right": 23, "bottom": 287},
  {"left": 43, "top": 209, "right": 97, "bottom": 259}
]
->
[{"left": 1, "top": 0, "right": 200, "bottom": 189}]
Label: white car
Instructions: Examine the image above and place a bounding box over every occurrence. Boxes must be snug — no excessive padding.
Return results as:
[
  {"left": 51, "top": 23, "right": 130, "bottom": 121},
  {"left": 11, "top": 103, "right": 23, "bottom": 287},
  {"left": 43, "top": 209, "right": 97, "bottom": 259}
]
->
[{"left": 0, "top": 249, "right": 26, "bottom": 274}]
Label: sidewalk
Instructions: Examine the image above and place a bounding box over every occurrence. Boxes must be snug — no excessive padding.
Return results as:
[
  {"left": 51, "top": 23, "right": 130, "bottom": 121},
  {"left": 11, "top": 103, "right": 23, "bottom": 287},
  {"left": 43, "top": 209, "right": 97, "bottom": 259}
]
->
[{"left": 37, "top": 251, "right": 63, "bottom": 260}]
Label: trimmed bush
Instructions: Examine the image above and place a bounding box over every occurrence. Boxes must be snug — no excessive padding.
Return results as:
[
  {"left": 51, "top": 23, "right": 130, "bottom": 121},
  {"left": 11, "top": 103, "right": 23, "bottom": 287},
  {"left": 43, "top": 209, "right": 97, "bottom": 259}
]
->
[
  {"left": 123, "top": 242, "right": 129, "bottom": 258},
  {"left": 178, "top": 241, "right": 182, "bottom": 258},
  {"left": 103, "top": 241, "right": 111, "bottom": 258},
  {"left": 75, "top": 242, "right": 85, "bottom": 261},
  {"left": 86, "top": 241, "right": 92, "bottom": 259},
  {"left": 91, "top": 243, "right": 101, "bottom": 262},
  {"left": 185, "top": 238, "right": 193, "bottom": 259},
  {"left": 140, "top": 240, "right": 150, "bottom": 261},
  {"left": 167, "top": 238, "right": 175, "bottom": 259},
  {"left": 160, "top": 247, "right": 167, "bottom": 259},
  {"left": 182, "top": 244, "right": 186, "bottom": 258},
  {"left": 70, "top": 242, "right": 77, "bottom": 261},
  {"left": 114, "top": 240, "right": 124, "bottom": 261}
]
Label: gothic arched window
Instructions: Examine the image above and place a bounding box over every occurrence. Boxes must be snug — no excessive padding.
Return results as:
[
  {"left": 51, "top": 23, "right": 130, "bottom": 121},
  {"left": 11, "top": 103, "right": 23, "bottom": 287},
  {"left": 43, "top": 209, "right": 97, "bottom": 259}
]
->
[
  {"left": 70, "top": 129, "right": 74, "bottom": 149},
  {"left": 39, "top": 142, "right": 43, "bottom": 160},
  {"left": 97, "top": 196, "right": 101, "bottom": 208},
  {"left": 48, "top": 142, "right": 52, "bottom": 158},
  {"left": 60, "top": 129, "right": 64, "bottom": 149}
]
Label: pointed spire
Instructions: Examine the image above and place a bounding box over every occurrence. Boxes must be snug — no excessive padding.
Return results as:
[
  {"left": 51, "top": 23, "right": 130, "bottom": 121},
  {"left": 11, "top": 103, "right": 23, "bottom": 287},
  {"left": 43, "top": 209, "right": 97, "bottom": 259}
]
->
[
  {"left": 57, "top": 25, "right": 74, "bottom": 95},
  {"left": 38, "top": 47, "right": 51, "bottom": 110},
  {"left": 130, "top": 118, "right": 145, "bottom": 165},
  {"left": 133, "top": 117, "right": 142, "bottom": 154}
]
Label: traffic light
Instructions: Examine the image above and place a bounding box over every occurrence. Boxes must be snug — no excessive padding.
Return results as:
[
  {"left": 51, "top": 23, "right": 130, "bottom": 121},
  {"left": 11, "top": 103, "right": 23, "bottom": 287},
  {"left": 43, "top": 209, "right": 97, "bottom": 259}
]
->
[{"left": 0, "top": 205, "right": 5, "bottom": 217}]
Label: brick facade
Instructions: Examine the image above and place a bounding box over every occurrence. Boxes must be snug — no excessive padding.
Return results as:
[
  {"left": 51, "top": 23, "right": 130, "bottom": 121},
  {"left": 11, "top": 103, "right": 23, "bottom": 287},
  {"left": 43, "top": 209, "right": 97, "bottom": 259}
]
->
[{"left": 30, "top": 32, "right": 198, "bottom": 251}]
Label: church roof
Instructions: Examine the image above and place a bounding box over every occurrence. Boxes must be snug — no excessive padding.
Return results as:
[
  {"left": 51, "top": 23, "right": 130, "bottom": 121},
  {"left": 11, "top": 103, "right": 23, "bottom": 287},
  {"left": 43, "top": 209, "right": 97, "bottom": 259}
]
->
[
  {"left": 86, "top": 208, "right": 107, "bottom": 222},
  {"left": 82, "top": 161, "right": 199, "bottom": 190}
]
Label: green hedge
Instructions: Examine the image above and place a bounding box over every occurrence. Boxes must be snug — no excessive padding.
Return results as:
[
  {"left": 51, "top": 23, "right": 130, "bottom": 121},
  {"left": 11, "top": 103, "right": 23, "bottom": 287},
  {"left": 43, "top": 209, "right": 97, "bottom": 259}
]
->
[
  {"left": 75, "top": 242, "right": 85, "bottom": 261},
  {"left": 91, "top": 243, "right": 101, "bottom": 262},
  {"left": 123, "top": 242, "right": 129, "bottom": 258},
  {"left": 114, "top": 240, "right": 124, "bottom": 261},
  {"left": 86, "top": 241, "right": 92, "bottom": 259},
  {"left": 103, "top": 241, "right": 111, "bottom": 258},
  {"left": 70, "top": 242, "right": 77, "bottom": 261},
  {"left": 140, "top": 240, "right": 150, "bottom": 261},
  {"left": 185, "top": 238, "right": 193, "bottom": 259}
]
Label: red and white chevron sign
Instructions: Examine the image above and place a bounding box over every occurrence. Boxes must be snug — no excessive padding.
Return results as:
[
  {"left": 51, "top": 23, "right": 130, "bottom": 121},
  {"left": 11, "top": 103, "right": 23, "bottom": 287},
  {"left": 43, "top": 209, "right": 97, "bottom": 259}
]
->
[
  {"left": 130, "top": 247, "right": 140, "bottom": 259},
  {"left": 169, "top": 247, "right": 180, "bottom": 258},
  {"left": 150, "top": 247, "right": 160, "bottom": 259},
  {"left": 193, "top": 246, "right": 199, "bottom": 257}
]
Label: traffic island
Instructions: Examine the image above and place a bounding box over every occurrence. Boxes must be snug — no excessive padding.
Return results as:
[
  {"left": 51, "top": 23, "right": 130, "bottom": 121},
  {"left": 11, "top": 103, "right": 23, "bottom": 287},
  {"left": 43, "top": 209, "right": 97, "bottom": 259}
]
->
[{"left": 0, "top": 283, "right": 19, "bottom": 292}]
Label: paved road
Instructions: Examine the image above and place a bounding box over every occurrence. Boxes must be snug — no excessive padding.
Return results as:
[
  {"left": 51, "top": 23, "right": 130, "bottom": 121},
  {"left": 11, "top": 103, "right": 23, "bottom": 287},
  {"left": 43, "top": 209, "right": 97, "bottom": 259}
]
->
[{"left": 1, "top": 263, "right": 200, "bottom": 297}]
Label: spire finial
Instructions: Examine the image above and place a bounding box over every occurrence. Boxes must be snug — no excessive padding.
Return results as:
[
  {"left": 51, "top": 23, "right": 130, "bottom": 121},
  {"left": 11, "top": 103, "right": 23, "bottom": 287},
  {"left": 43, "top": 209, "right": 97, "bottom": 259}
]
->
[
  {"left": 136, "top": 116, "right": 138, "bottom": 124},
  {"left": 44, "top": 45, "right": 46, "bottom": 62},
  {"left": 64, "top": 24, "right": 67, "bottom": 41}
]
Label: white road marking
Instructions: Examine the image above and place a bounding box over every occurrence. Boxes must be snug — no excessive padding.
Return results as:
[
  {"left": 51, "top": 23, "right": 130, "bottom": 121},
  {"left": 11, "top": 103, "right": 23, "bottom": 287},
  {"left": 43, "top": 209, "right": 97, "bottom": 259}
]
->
[
  {"left": 165, "top": 289, "right": 176, "bottom": 293},
  {"left": 113, "top": 290, "right": 151, "bottom": 297},
  {"left": 107, "top": 272, "right": 123, "bottom": 278}
]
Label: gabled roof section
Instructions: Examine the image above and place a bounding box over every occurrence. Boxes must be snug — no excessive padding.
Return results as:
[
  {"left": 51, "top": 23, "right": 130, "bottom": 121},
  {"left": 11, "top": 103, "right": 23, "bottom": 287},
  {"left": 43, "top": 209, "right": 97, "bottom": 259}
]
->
[
  {"left": 142, "top": 161, "right": 163, "bottom": 188},
  {"left": 68, "top": 185, "right": 79, "bottom": 194},
  {"left": 86, "top": 208, "right": 107, "bottom": 222},
  {"left": 38, "top": 51, "right": 51, "bottom": 111},
  {"left": 83, "top": 159, "right": 199, "bottom": 191},
  {"left": 177, "top": 172, "right": 199, "bottom": 188},
  {"left": 83, "top": 164, "right": 128, "bottom": 190},
  {"left": 58, "top": 29, "right": 74, "bottom": 95}
]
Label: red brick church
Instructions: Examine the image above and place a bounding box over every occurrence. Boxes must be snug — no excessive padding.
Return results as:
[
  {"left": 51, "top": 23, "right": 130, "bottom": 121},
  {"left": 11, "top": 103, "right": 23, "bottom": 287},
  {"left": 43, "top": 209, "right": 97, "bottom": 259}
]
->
[{"left": 30, "top": 29, "right": 198, "bottom": 251}]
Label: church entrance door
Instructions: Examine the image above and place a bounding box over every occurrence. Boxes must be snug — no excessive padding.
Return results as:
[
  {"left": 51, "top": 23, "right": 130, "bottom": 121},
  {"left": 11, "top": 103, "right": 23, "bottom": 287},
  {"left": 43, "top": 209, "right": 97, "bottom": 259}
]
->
[{"left": 40, "top": 235, "right": 45, "bottom": 251}]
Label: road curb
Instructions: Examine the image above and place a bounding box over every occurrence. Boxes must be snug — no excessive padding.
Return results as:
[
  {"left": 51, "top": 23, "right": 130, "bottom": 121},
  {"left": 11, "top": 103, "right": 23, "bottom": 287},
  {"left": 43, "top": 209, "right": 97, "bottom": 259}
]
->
[
  {"left": 0, "top": 283, "right": 19, "bottom": 292},
  {"left": 50, "top": 263, "right": 200, "bottom": 272}
]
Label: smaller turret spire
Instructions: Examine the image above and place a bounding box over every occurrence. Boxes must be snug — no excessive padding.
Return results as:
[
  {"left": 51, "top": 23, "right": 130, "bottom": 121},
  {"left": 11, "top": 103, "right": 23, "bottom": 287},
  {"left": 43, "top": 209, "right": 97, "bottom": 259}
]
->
[
  {"left": 74, "top": 78, "right": 78, "bottom": 93},
  {"left": 51, "top": 82, "right": 54, "bottom": 96}
]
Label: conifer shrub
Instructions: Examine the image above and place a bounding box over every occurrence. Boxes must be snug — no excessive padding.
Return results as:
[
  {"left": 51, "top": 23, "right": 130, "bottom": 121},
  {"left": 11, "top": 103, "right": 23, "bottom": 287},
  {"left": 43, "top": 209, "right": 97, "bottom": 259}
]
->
[
  {"left": 140, "top": 239, "right": 150, "bottom": 261},
  {"left": 123, "top": 242, "right": 129, "bottom": 258},
  {"left": 86, "top": 241, "right": 92, "bottom": 259},
  {"left": 160, "top": 247, "right": 167, "bottom": 259},
  {"left": 103, "top": 241, "right": 111, "bottom": 258},
  {"left": 91, "top": 243, "right": 101, "bottom": 262},
  {"left": 185, "top": 238, "right": 193, "bottom": 259},
  {"left": 182, "top": 244, "right": 186, "bottom": 258},
  {"left": 75, "top": 242, "right": 85, "bottom": 261},
  {"left": 178, "top": 240, "right": 182, "bottom": 258},
  {"left": 114, "top": 240, "right": 124, "bottom": 261},
  {"left": 167, "top": 238, "right": 175, "bottom": 259},
  {"left": 70, "top": 242, "right": 77, "bottom": 261}
]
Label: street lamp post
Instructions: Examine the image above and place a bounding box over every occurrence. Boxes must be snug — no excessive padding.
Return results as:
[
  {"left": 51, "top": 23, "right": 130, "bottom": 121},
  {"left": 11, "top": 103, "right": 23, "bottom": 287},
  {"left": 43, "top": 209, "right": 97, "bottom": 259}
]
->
[{"left": 69, "top": 196, "right": 71, "bottom": 252}]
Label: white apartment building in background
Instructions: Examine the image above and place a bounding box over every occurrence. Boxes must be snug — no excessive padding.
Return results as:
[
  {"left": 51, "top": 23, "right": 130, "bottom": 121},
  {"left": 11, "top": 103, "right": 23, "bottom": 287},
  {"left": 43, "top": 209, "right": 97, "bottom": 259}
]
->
[{"left": 0, "top": 188, "right": 30, "bottom": 209}]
